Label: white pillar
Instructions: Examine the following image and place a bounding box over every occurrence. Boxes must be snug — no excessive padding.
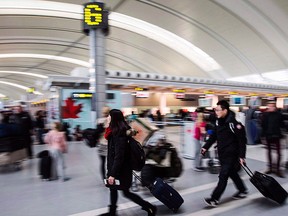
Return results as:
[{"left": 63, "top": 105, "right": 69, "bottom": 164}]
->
[{"left": 159, "top": 93, "right": 167, "bottom": 114}]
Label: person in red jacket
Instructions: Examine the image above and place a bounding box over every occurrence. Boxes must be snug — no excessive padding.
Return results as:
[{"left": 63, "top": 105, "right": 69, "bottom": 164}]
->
[{"left": 193, "top": 112, "right": 206, "bottom": 171}]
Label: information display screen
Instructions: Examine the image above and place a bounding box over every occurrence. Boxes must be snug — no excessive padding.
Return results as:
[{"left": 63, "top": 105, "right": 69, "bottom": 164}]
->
[{"left": 83, "top": 2, "right": 108, "bottom": 33}]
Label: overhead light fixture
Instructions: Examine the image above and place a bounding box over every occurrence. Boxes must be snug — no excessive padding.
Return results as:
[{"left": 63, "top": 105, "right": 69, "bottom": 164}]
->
[
  {"left": 0, "top": 71, "right": 48, "bottom": 78},
  {"left": 0, "top": 54, "right": 90, "bottom": 67},
  {"left": 0, "top": 81, "right": 43, "bottom": 95}
]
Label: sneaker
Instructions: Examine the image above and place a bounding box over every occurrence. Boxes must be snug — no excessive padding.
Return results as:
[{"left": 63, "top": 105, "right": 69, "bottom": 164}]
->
[
  {"left": 193, "top": 167, "right": 205, "bottom": 172},
  {"left": 204, "top": 198, "right": 219, "bottom": 207},
  {"left": 232, "top": 191, "right": 248, "bottom": 200},
  {"left": 62, "top": 177, "right": 71, "bottom": 182}
]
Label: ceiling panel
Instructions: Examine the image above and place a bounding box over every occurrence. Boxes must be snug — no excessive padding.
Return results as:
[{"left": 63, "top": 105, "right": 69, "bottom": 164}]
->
[{"left": 0, "top": 0, "right": 287, "bottom": 100}]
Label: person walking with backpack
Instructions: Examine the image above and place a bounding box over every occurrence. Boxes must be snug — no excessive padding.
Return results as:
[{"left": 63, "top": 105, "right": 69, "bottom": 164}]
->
[
  {"left": 100, "top": 109, "right": 157, "bottom": 216},
  {"left": 201, "top": 100, "right": 248, "bottom": 207}
]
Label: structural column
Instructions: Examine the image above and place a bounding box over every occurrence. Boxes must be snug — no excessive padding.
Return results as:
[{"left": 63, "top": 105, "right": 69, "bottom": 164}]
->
[{"left": 89, "top": 0, "right": 106, "bottom": 120}]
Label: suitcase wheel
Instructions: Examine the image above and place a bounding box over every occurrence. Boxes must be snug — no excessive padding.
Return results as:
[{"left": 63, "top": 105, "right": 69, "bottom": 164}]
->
[{"left": 172, "top": 208, "right": 179, "bottom": 213}]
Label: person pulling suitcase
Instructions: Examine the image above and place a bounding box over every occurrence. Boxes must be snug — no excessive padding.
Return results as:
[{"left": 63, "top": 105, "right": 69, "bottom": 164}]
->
[{"left": 201, "top": 100, "right": 248, "bottom": 207}]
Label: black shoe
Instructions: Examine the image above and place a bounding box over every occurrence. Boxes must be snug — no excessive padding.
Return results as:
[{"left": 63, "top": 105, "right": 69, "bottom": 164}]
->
[
  {"left": 204, "top": 197, "right": 218, "bottom": 207},
  {"left": 142, "top": 202, "right": 157, "bottom": 216},
  {"left": 232, "top": 191, "right": 248, "bottom": 199},
  {"left": 62, "top": 177, "right": 71, "bottom": 182},
  {"left": 194, "top": 167, "right": 205, "bottom": 172},
  {"left": 276, "top": 171, "right": 285, "bottom": 178}
]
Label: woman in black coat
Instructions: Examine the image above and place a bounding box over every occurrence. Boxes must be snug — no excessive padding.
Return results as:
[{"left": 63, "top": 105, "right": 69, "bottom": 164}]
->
[{"left": 101, "top": 109, "right": 156, "bottom": 216}]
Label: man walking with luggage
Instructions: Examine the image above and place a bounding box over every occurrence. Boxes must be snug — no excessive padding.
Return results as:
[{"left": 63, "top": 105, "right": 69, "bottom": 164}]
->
[{"left": 201, "top": 100, "right": 248, "bottom": 207}]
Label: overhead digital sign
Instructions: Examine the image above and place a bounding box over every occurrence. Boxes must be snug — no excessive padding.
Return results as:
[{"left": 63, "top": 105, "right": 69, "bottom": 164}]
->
[
  {"left": 72, "top": 92, "right": 93, "bottom": 99},
  {"left": 83, "top": 2, "right": 108, "bottom": 34}
]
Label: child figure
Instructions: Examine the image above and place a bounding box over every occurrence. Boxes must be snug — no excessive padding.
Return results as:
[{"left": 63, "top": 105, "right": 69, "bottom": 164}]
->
[{"left": 45, "top": 122, "right": 70, "bottom": 181}]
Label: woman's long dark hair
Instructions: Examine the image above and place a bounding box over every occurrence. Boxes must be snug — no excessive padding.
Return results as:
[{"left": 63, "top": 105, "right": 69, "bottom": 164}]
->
[{"left": 109, "top": 109, "right": 130, "bottom": 136}]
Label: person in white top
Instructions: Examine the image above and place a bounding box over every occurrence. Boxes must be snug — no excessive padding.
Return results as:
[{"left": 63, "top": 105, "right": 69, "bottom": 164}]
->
[{"left": 97, "top": 107, "right": 110, "bottom": 180}]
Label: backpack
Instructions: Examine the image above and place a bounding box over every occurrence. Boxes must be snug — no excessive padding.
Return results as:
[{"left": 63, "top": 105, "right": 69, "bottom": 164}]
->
[
  {"left": 229, "top": 121, "right": 247, "bottom": 144},
  {"left": 128, "top": 137, "right": 146, "bottom": 171},
  {"left": 83, "top": 123, "right": 105, "bottom": 148}
]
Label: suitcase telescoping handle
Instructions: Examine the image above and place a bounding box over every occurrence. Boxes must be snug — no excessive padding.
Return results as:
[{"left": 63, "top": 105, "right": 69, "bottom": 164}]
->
[
  {"left": 240, "top": 163, "right": 254, "bottom": 178},
  {"left": 132, "top": 171, "right": 153, "bottom": 190},
  {"left": 132, "top": 171, "right": 142, "bottom": 182}
]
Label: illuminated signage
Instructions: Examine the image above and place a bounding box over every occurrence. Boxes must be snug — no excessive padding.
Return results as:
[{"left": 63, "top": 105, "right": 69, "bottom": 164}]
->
[
  {"left": 204, "top": 90, "right": 214, "bottom": 95},
  {"left": 72, "top": 92, "right": 93, "bottom": 99},
  {"left": 228, "top": 91, "right": 238, "bottom": 95},
  {"left": 83, "top": 2, "right": 109, "bottom": 34},
  {"left": 136, "top": 92, "right": 149, "bottom": 98},
  {"left": 26, "top": 87, "right": 35, "bottom": 93},
  {"left": 173, "top": 89, "right": 185, "bottom": 93},
  {"left": 135, "top": 87, "right": 148, "bottom": 91},
  {"left": 175, "top": 93, "right": 185, "bottom": 99}
]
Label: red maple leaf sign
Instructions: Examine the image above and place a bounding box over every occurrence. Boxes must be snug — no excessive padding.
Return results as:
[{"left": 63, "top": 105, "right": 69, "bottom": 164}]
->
[{"left": 62, "top": 97, "right": 83, "bottom": 119}]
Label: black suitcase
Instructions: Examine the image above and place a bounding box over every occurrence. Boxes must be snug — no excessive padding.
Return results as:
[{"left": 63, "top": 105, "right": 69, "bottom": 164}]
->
[
  {"left": 242, "top": 164, "right": 288, "bottom": 204},
  {"left": 82, "top": 128, "right": 97, "bottom": 148},
  {"left": 37, "top": 150, "right": 52, "bottom": 180},
  {"left": 133, "top": 173, "right": 184, "bottom": 212},
  {"left": 141, "top": 164, "right": 157, "bottom": 187}
]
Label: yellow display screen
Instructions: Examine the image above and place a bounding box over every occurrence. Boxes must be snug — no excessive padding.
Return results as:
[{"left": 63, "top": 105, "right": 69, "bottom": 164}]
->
[
  {"left": 83, "top": 2, "right": 108, "bottom": 30},
  {"left": 72, "top": 93, "right": 93, "bottom": 99}
]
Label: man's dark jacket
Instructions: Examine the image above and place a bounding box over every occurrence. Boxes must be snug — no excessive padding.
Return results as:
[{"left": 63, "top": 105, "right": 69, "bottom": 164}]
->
[
  {"left": 261, "top": 111, "right": 283, "bottom": 139},
  {"left": 203, "top": 111, "right": 247, "bottom": 159}
]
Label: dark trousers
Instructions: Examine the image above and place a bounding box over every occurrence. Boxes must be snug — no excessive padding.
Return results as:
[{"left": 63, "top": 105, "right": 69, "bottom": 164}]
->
[
  {"left": 99, "top": 155, "right": 106, "bottom": 180},
  {"left": 24, "top": 135, "right": 33, "bottom": 157},
  {"left": 37, "top": 128, "right": 44, "bottom": 144},
  {"left": 266, "top": 137, "right": 281, "bottom": 171},
  {"left": 211, "top": 157, "right": 246, "bottom": 201},
  {"left": 109, "top": 188, "right": 147, "bottom": 208}
]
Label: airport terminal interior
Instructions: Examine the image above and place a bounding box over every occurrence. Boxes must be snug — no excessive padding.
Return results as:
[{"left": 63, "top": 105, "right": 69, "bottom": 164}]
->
[
  {"left": 1, "top": 0, "right": 288, "bottom": 216},
  {"left": 1, "top": 127, "right": 288, "bottom": 216}
]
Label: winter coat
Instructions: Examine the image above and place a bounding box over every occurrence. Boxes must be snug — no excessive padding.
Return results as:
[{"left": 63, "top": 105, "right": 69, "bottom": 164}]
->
[
  {"left": 106, "top": 129, "right": 132, "bottom": 190},
  {"left": 261, "top": 111, "right": 283, "bottom": 139},
  {"left": 0, "top": 123, "right": 21, "bottom": 138},
  {"left": 202, "top": 111, "right": 247, "bottom": 160}
]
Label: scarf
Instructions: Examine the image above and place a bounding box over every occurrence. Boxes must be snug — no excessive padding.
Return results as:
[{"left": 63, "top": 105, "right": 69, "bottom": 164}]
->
[{"left": 104, "top": 127, "right": 112, "bottom": 140}]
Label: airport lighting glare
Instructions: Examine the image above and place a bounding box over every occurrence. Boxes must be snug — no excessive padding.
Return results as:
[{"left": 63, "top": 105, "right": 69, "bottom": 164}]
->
[{"left": 227, "top": 70, "right": 288, "bottom": 85}]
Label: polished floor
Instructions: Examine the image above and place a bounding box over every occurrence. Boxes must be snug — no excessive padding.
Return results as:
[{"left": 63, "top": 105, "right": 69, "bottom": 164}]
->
[{"left": 1, "top": 126, "right": 288, "bottom": 216}]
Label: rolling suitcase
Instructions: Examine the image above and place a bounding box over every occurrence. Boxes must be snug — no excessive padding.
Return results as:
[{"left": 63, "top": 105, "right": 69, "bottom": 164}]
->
[
  {"left": 133, "top": 172, "right": 184, "bottom": 212},
  {"left": 37, "top": 150, "right": 53, "bottom": 180},
  {"left": 242, "top": 164, "right": 288, "bottom": 204}
]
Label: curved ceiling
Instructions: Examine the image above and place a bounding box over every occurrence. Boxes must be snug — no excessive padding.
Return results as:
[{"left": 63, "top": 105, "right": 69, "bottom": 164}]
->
[{"left": 0, "top": 0, "right": 288, "bottom": 100}]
